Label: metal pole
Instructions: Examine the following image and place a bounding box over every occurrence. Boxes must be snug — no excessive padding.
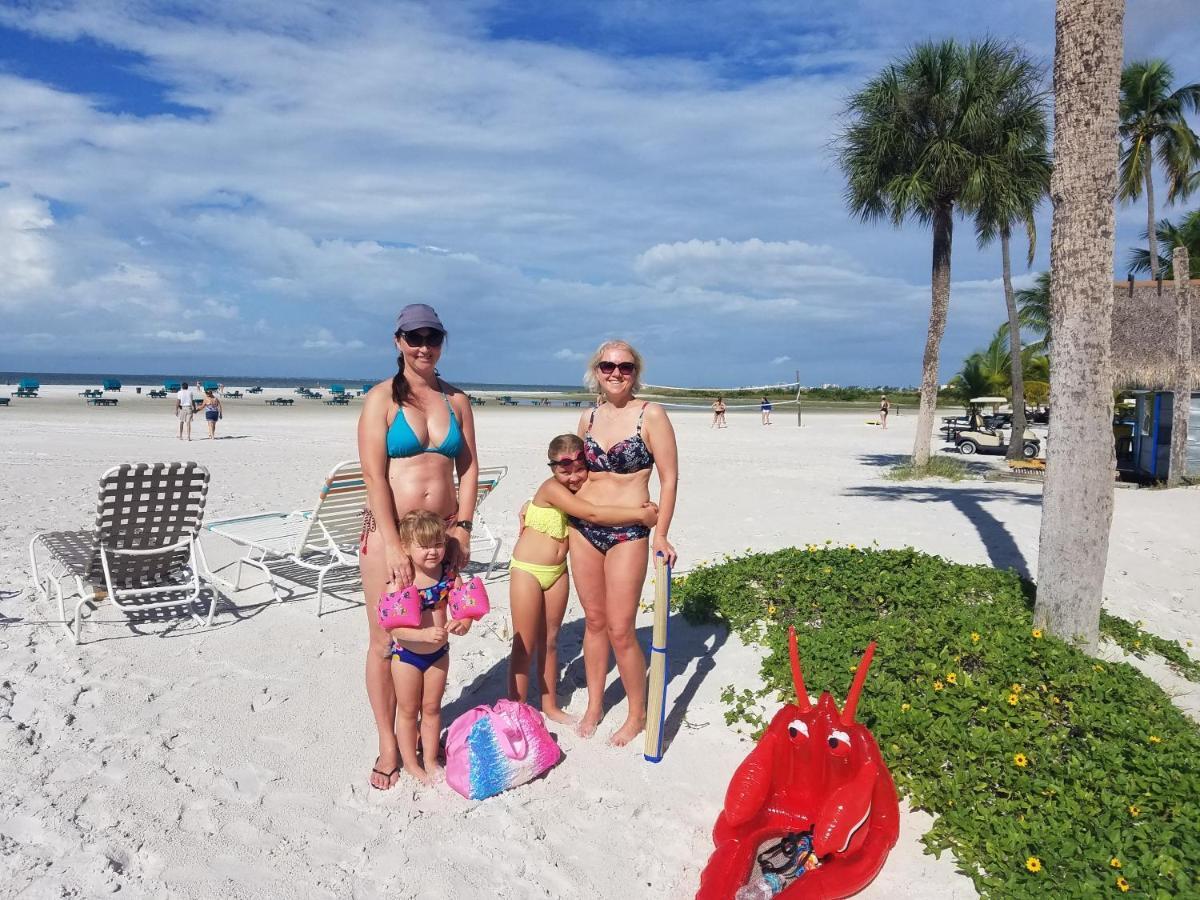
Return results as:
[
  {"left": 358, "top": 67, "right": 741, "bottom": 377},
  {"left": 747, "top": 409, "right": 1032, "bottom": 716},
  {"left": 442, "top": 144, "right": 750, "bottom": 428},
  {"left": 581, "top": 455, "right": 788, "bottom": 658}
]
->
[{"left": 795, "top": 369, "right": 802, "bottom": 427}]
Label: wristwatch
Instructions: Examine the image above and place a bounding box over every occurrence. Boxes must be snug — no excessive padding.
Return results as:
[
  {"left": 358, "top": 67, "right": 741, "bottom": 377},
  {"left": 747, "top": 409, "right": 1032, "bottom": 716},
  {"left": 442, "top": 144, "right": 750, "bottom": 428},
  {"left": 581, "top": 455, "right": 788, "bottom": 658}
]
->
[{"left": 453, "top": 520, "right": 473, "bottom": 533}]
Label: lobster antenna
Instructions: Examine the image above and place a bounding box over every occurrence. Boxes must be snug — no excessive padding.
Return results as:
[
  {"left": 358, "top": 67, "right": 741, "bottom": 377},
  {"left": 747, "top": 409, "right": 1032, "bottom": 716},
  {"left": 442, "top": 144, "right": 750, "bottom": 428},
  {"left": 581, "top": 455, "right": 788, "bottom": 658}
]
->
[
  {"left": 788, "top": 626, "right": 811, "bottom": 711},
  {"left": 841, "top": 641, "right": 877, "bottom": 725}
]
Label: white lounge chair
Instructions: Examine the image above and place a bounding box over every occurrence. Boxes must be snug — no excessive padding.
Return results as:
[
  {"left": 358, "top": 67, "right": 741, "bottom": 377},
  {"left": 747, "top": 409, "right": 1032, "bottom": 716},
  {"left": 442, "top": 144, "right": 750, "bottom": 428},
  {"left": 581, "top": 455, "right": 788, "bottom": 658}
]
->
[
  {"left": 204, "top": 459, "right": 366, "bottom": 615},
  {"left": 468, "top": 465, "right": 507, "bottom": 580},
  {"left": 29, "top": 462, "right": 216, "bottom": 644}
]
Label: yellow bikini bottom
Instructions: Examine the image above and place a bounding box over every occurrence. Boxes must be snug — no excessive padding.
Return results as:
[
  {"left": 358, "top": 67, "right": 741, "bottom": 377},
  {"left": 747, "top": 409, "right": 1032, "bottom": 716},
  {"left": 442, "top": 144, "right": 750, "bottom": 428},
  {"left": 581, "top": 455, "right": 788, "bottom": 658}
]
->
[{"left": 509, "top": 557, "right": 567, "bottom": 590}]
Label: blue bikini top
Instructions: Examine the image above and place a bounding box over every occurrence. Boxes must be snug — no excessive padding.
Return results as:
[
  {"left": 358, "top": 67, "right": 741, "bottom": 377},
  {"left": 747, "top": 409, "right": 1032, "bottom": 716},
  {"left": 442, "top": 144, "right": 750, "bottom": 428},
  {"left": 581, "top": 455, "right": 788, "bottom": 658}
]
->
[{"left": 387, "top": 388, "right": 463, "bottom": 459}]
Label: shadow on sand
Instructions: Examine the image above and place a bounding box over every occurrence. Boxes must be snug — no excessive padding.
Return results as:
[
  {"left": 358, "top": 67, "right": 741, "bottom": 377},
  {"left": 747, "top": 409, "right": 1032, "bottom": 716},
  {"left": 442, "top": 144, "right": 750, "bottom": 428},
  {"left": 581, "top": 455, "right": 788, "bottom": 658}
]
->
[
  {"left": 443, "top": 610, "right": 729, "bottom": 756},
  {"left": 844, "top": 481, "right": 1042, "bottom": 580}
]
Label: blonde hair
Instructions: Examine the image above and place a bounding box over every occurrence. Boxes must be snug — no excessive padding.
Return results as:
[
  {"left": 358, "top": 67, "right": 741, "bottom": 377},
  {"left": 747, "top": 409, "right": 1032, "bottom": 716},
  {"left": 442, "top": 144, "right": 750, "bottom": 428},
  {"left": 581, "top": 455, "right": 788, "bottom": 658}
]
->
[
  {"left": 548, "top": 433, "right": 584, "bottom": 458},
  {"left": 396, "top": 510, "right": 447, "bottom": 549},
  {"left": 583, "top": 339, "right": 645, "bottom": 396}
]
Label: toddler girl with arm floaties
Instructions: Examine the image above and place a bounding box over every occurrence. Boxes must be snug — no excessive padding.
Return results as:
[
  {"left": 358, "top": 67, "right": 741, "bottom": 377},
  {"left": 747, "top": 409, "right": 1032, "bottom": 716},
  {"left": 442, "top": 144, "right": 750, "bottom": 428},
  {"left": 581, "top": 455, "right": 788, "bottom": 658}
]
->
[
  {"left": 508, "top": 434, "right": 658, "bottom": 724},
  {"left": 384, "top": 509, "right": 473, "bottom": 784}
]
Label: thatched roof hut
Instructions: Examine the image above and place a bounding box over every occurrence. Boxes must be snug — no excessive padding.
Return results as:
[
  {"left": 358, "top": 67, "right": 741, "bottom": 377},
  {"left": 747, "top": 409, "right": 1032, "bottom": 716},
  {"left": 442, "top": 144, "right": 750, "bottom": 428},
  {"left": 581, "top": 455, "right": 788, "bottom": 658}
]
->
[{"left": 1110, "top": 279, "right": 1199, "bottom": 388}]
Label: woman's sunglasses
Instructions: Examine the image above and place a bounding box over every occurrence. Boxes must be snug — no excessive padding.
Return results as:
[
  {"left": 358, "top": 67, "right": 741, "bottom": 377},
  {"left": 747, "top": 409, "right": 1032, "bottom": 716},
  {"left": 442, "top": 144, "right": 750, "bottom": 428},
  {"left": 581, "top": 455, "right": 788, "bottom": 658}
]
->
[
  {"left": 402, "top": 329, "right": 445, "bottom": 348},
  {"left": 548, "top": 452, "right": 586, "bottom": 472},
  {"left": 597, "top": 361, "right": 636, "bottom": 376}
]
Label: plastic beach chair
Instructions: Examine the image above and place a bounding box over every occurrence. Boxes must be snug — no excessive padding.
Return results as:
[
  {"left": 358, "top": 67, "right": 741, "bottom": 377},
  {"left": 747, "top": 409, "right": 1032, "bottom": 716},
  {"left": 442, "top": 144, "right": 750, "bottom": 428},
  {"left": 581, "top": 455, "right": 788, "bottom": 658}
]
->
[
  {"left": 29, "top": 463, "right": 216, "bottom": 644},
  {"left": 204, "top": 459, "right": 367, "bottom": 615},
  {"left": 467, "top": 466, "right": 507, "bottom": 579}
]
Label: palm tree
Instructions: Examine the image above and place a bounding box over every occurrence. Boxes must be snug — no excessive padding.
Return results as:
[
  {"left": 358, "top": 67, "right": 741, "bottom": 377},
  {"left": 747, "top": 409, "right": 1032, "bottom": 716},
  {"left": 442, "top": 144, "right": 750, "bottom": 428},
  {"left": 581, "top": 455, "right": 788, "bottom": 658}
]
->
[
  {"left": 1035, "top": 0, "right": 1125, "bottom": 652},
  {"left": 1127, "top": 210, "right": 1200, "bottom": 279},
  {"left": 838, "top": 39, "right": 1040, "bottom": 467},
  {"left": 1016, "top": 271, "right": 1052, "bottom": 352},
  {"left": 1117, "top": 59, "right": 1200, "bottom": 278},
  {"left": 951, "top": 327, "right": 1012, "bottom": 402},
  {"left": 974, "top": 52, "right": 1052, "bottom": 460}
]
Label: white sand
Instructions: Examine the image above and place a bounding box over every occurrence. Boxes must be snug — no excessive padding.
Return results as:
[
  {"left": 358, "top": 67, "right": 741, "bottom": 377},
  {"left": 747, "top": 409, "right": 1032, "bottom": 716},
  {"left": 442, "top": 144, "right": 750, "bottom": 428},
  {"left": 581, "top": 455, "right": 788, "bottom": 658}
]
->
[{"left": 1, "top": 388, "right": 1197, "bottom": 898}]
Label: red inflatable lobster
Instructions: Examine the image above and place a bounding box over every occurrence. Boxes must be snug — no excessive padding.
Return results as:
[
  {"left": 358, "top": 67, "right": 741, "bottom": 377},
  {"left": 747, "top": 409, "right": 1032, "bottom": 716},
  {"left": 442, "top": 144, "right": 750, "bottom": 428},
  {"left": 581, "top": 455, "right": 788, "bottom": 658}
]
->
[{"left": 697, "top": 627, "right": 899, "bottom": 899}]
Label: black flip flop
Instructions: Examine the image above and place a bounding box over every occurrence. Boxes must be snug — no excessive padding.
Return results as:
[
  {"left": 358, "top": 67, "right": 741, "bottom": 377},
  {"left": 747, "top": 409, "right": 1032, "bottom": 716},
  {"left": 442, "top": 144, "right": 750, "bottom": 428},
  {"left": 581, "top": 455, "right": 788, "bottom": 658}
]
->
[{"left": 370, "top": 759, "right": 400, "bottom": 790}]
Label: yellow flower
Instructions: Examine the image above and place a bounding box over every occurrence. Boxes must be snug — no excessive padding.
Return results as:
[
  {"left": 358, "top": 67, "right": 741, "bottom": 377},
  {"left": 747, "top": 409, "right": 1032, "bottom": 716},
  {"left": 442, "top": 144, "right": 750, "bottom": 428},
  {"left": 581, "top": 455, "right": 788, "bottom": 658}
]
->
[
  {"left": 822, "top": 566, "right": 833, "bottom": 575},
  {"left": 1051, "top": 696, "right": 1061, "bottom": 705},
  {"left": 1148, "top": 735, "right": 1162, "bottom": 744},
  {"left": 767, "top": 604, "right": 777, "bottom": 615},
  {"left": 933, "top": 681, "right": 944, "bottom": 692},
  {"left": 1093, "top": 664, "right": 1105, "bottom": 672},
  {"left": 1025, "top": 856, "right": 1042, "bottom": 873},
  {"left": 946, "top": 672, "right": 958, "bottom": 685},
  {"left": 1188, "top": 640, "right": 1194, "bottom": 648},
  {"left": 1007, "top": 693, "right": 1020, "bottom": 706},
  {"left": 1116, "top": 876, "right": 1130, "bottom": 892},
  {"left": 1013, "top": 753, "right": 1028, "bottom": 768},
  {"left": 1011, "top": 683, "right": 1023, "bottom": 693},
  {"left": 970, "top": 632, "right": 981, "bottom": 643},
  {"left": 900, "top": 703, "right": 911, "bottom": 712},
  {"left": 1109, "top": 857, "right": 1122, "bottom": 869},
  {"left": 849, "top": 543, "right": 857, "bottom": 550},
  {"left": 1133, "top": 640, "right": 1141, "bottom": 649},
  {"left": 1031, "top": 628, "right": 1043, "bottom": 639},
  {"left": 1128, "top": 805, "right": 1140, "bottom": 817}
]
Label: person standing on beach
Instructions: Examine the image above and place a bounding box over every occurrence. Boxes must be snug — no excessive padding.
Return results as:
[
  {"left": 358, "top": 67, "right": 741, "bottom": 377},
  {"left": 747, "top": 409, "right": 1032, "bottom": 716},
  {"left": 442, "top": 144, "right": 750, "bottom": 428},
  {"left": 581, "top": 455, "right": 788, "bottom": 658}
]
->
[
  {"left": 760, "top": 396, "right": 773, "bottom": 425},
  {"left": 175, "top": 381, "right": 195, "bottom": 440},
  {"left": 356, "top": 303, "right": 479, "bottom": 790},
  {"left": 569, "top": 340, "right": 678, "bottom": 745},
  {"left": 202, "top": 390, "right": 223, "bottom": 439},
  {"left": 879, "top": 395, "right": 890, "bottom": 429},
  {"left": 711, "top": 396, "right": 727, "bottom": 428}
]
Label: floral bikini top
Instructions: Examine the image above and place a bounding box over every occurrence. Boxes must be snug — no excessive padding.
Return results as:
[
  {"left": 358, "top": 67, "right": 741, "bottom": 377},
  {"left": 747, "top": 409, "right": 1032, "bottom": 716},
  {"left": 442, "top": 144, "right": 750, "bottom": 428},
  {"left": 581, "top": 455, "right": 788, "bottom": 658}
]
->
[
  {"left": 415, "top": 561, "right": 455, "bottom": 610},
  {"left": 584, "top": 403, "right": 654, "bottom": 474}
]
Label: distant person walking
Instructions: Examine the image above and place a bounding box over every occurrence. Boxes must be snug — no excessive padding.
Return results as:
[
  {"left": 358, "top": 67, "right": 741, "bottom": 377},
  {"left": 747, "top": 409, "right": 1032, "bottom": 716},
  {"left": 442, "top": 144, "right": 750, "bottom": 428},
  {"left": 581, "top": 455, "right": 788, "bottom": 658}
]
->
[
  {"left": 202, "top": 390, "right": 223, "bottom": 439},
  {"left": 760, "top": 396, "right": 773, "bottom": 425},
  {"left": 175, "top": 381, "right": 195, "bottom": 441},
  {"left": 711, "top": 396, "right": 727, "bottom": 429},
  {"left": 879, "top": 395, "right": 890, "bottom": 429}
]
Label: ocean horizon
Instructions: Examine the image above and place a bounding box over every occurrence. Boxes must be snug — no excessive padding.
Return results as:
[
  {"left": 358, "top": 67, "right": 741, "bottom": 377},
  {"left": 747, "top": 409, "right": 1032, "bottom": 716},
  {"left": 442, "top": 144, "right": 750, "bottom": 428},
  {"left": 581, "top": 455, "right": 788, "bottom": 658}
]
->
[{"left": 0, "top": 371, "right": 583, "bottom": 393}]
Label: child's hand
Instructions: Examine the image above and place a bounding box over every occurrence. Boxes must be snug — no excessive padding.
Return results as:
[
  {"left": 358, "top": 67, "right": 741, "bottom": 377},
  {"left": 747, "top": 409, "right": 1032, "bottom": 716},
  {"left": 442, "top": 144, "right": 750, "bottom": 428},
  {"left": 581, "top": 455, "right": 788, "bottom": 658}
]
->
[
  {"left": 447, "top": 619, "right": 471, "bottom": 636},
  {"left": 640, "top": 501, "right": 659, "bottom": 527},
  {"left": 426, "top": 625, "right": 448, "bottom": 644}
]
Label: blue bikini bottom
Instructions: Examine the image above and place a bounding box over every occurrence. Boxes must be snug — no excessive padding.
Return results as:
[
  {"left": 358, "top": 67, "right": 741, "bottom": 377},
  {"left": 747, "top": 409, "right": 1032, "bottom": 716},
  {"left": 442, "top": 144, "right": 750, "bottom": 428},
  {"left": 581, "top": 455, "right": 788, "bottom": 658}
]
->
[{"left": 391, "top": 643, "right": 449, "bottom": 672}]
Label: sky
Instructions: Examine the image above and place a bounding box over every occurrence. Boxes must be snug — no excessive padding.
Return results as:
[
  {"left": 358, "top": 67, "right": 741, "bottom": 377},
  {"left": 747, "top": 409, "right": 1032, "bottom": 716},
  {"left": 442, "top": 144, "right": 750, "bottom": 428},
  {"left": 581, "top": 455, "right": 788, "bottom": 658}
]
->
[{"left": 1, "top": 0, "right": 1197, "bottom": 387}]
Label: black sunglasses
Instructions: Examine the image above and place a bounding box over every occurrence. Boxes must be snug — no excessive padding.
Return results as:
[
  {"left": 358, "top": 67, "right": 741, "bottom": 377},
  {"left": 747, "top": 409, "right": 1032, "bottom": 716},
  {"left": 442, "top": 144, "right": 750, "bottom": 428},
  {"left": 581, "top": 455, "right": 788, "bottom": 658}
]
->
[
  {"left": 597, "top": 361, "right": 636, "bottom": 376},
  {"left": 401, "top": 329, "right": 445, "bottom": 348}
]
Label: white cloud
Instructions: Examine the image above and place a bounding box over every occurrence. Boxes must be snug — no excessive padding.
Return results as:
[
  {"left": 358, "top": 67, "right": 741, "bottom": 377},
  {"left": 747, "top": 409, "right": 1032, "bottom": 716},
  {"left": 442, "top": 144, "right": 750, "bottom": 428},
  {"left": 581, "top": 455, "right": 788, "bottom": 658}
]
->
[
  {"left": 0, "top": 186, "right": 56, "bottom": 307},
  {"left": 302, "top": 327, "right": 365, "bottom": 352},
  {"left": 771, "top": 355, "right": 791, "bottom": 365},
  {"left": 154, "top": 329, "right": 205, "bottom": 343},
  {"left": 553, "top": 348, "right": 585, "bottom": 360}
]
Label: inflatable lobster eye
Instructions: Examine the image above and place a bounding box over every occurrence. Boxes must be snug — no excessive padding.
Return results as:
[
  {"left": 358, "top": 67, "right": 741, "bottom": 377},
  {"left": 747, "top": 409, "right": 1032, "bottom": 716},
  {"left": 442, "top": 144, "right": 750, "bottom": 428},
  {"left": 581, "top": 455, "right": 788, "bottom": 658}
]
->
[
  {"left": 787, "top": 719, "right": 809, "bottom": 741},
  {"left": 827, "top": 729, "right": 851, "bottom": 758}
]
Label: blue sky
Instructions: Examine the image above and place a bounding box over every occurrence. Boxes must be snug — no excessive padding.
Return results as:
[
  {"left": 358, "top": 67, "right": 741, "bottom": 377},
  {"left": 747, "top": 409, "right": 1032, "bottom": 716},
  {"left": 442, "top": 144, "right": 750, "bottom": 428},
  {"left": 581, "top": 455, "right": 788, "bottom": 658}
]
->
[{"left": 1, "top": 0, "right": 1196, "bottom": 387}]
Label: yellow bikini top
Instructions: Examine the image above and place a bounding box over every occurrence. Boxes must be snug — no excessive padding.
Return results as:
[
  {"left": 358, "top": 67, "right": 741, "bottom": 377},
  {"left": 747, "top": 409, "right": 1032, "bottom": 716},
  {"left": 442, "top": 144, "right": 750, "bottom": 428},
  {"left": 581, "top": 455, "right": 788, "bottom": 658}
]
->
[{"left": 524, "top": 501, "right": 568, "bottom": 540}]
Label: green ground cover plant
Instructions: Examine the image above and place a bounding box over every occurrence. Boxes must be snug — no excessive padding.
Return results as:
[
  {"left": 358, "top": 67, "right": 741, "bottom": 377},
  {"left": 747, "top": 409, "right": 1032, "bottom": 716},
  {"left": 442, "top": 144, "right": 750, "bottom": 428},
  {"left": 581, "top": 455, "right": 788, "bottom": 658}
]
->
[
  {"left": 885, "top": 455, "right": 975, "bottom": 482},
  {"left": 677, "top": 546, "right": 1200, "bottom": 898}
]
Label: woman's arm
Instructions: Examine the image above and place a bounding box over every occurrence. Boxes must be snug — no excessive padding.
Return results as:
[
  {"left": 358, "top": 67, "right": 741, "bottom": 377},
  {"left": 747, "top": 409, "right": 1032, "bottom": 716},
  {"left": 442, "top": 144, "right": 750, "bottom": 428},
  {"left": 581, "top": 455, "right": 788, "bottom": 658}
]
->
[
  {"left": 537, "top": 480, "right": 658, "bottom": 527},
  {"left": 644, "top": 403, "right": 679, "bottom": 565},
  {"left": 389, "top": 623, "right": 448, "bottom": 644},
  {"left": 357, "top": 386, "right": 409, "bottom": 584},
  {"left": 448, "top": 389, "right": 479, "bottom": 567}
]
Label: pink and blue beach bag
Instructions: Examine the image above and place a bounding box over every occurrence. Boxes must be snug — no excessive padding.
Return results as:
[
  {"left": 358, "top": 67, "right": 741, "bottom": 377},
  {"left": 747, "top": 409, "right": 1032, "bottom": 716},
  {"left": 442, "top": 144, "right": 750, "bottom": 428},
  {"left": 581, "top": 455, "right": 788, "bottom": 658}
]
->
[{"left": 445, "top": 699, "right": 562, "bottom": 800}]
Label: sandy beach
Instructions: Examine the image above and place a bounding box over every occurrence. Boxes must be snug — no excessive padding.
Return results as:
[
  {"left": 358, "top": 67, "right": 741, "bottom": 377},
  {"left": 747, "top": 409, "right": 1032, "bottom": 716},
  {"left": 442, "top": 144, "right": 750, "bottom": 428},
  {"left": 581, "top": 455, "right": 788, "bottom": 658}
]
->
[{"left": 2, "top": 388, "right": 1197, "bottom": 898}]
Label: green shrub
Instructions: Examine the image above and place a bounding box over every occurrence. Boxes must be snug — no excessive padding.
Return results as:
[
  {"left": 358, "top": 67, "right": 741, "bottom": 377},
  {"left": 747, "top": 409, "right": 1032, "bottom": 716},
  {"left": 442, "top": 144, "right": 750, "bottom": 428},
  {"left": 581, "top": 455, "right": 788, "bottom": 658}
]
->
[
  {"left": 885, "top": 455, "right": 975, "bottom": 482},
  {"left": 677, "top": 546, "right": 1200, "bottom": 899}
]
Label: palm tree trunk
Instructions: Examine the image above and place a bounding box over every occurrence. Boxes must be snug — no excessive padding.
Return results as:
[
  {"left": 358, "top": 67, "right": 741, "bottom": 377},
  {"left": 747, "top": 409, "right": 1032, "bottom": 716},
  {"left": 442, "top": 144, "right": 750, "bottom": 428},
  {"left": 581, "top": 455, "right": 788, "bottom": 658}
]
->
[
  {"left": 1034, "top": 0, "right": 1125, "bottom": 653},
  {"left": 1145, "top": 149, "right": 1159, "bottom": 279},
  {"left": 912, "top": 201, "right": 953, "bottom": 467},
  {"left": 1001, "top": 228, "right": 1029, "bottom": 461},
  {"left": 1168, "top": 246, "right": 1192, "bottom": 486}
]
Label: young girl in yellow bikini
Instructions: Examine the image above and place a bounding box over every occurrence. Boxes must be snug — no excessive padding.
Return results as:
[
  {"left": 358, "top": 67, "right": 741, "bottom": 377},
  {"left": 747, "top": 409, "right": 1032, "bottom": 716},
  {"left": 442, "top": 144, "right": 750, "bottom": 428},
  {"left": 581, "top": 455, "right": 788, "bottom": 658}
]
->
[{"left": 508, "top": 434, "right": 658, "bottom": 724}]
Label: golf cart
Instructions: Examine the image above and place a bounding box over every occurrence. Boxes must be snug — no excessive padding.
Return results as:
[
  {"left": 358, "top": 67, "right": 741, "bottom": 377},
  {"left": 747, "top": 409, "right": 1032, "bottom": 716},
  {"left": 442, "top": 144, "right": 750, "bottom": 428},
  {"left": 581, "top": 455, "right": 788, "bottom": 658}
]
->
[{"left": 954, "top": 396, "right": 1041, "bottom": 458}]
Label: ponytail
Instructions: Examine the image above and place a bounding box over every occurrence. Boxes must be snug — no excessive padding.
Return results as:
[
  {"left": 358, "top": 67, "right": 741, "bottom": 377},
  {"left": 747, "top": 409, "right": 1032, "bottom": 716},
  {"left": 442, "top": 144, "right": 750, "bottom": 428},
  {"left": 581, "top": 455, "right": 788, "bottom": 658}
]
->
[{"left": 391, "top": 343, "right": 410, "bottom": 407}]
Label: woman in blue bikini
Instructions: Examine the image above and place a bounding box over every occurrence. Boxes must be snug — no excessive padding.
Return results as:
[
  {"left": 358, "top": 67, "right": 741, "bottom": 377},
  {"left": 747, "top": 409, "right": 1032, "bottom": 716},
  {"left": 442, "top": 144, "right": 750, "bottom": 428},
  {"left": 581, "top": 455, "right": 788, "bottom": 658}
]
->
[
  {"left": 357, "top": 303, "right": 479, "bottom": 790},
  {"left": 569, "top": 339, "right": 678, "bottom": 745}
]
